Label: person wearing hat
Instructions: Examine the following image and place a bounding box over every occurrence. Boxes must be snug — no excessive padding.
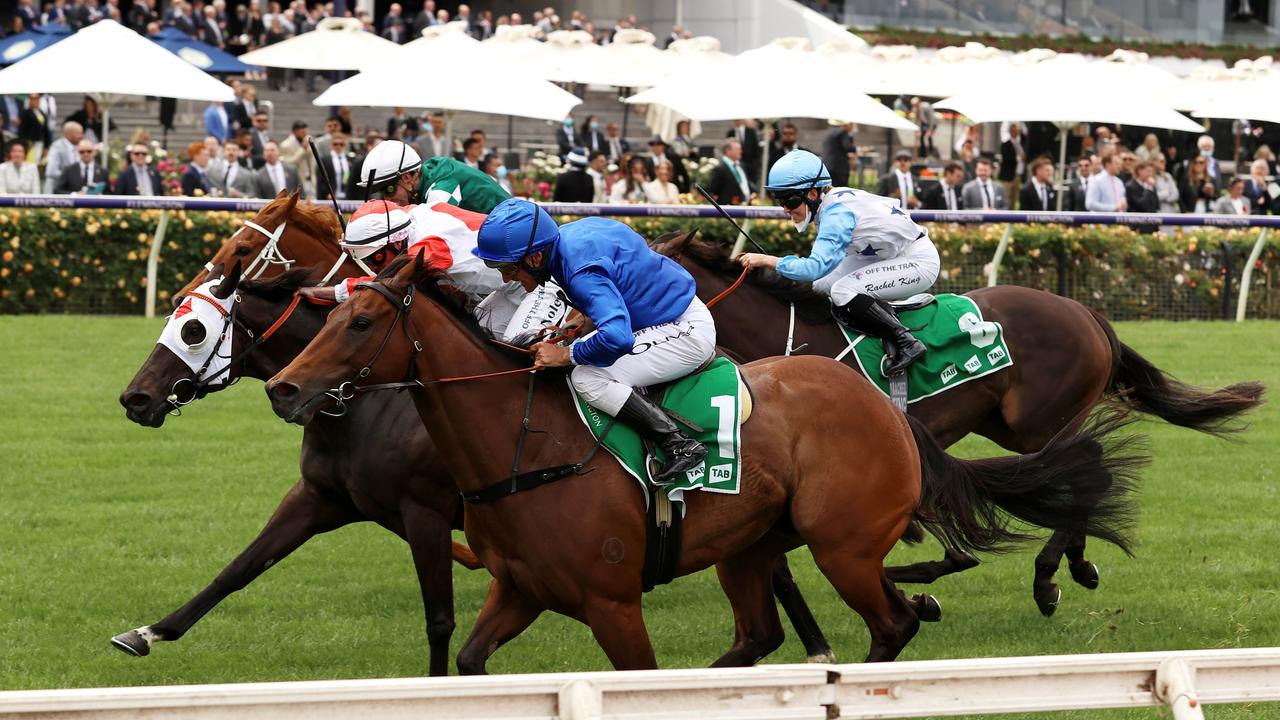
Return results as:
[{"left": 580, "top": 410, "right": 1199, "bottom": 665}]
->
[
  {"left": 115, "top": 143, "right": 162, "bottom": 196},
  {"left": 874, "top": 149, "right": 919, "bottom": 210},
  {"left": 644, "top": 135, "right": 690, "bottom": 194},
  {"left": 553, "top": 146, "right": 595, "bottom": 203},
  {"left": 737, "top": 150, "right": 939, "bottom": 375},
  {"left": 356, "top": 139, "right": 508, "bottom": 214},
  {"left": 472, "top": 198, "right": 716, "bottom": 485},
  {"left": 278, "top": 119, "right": 314, "bottom": 198}
]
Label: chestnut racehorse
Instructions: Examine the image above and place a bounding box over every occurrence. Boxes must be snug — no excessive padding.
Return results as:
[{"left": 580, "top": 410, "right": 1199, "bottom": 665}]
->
[
  {"left": 655, "top": 231, "right": 1265, "bottom": 621},
  {"left": 264, "top": 255, "right": 1145, "bottom": 669}
]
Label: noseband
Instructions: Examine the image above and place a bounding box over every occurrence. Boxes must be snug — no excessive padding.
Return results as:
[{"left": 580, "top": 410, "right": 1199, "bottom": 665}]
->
[{"left": 316, "top": 280, "right": 423, "bottom": 418}]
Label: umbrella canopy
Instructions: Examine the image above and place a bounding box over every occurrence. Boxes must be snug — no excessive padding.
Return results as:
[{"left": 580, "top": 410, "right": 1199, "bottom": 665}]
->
[
  {"left": 0, "top": 20, "right": 233, "bottom": 101},
  {"left": 314, "top": 29, "right": 581, "bottom": 120},
  {"left": 936, "top": 53, "right": 1202, "bottom": 132},
  {"left": 625, "top": 40, "right": 915, "bottom": 131},
  {"left": 572, "top": 29, "right": 675, "bottom": 89},
  {"left": 0, "top": 23, "right": 71, "bottom": 66},
  {"left": 148, "top": 27, "right": 255, "bottom": 75},
  {"left": 839, "top": 42, "right": 1014, "bottom": 99},
  {"left": 537, "top": 29, "right": 607, "bottom": 84},
  {"left": 237, "top": 17, "right": 399, "bottom": 71},
  {"left": 1162, "top": 59, "right": 1280, "bottom": 123}
]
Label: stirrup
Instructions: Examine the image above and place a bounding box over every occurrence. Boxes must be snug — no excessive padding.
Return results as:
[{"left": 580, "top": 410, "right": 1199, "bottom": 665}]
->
[{"left": 652, "top": 437, "right": 706, "bottom": 486}]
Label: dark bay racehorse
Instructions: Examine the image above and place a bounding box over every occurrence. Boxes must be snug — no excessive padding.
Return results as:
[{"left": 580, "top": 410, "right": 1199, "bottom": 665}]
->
[
  {"left": 655, "top": 231, "right": 1265, "bottom": 619},
  {"left": 263, "top": 255, "right": 1145, "bottom": 669},
  {"left": 116, "top": 197, "right": 479, "bottom": 676}
]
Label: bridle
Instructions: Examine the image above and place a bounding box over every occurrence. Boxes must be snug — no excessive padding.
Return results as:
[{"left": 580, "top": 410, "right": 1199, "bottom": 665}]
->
[
  {"left": 165, "top": 288, "right": 305, "bottom": 414},
  {"left": 201, "top": 216, "right": 375, "bottom": 288}
]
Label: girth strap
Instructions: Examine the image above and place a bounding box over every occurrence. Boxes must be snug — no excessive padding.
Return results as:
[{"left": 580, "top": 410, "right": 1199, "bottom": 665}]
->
[{"left": 460, "top": 464, "right": 585, "bottom": 504}]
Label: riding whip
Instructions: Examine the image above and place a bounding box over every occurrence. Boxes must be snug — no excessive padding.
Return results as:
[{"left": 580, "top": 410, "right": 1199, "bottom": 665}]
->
[
  {"left": 309, "top": 138, "right": 347, "bottom": 233},
  {"left": 694, "top": 184, "right": 768, "bottom": 255}
]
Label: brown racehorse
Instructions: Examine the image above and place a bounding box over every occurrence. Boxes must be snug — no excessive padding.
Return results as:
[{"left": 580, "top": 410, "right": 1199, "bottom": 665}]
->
[
  {"left": 654, "top": 231, "right": 1265, "bottom": 621},
  {"left": 117, "top": 198, "right": 478, "bottom": 676},
  {"left": 263, "top": 254, "right": 1145, "bottom": 669}
]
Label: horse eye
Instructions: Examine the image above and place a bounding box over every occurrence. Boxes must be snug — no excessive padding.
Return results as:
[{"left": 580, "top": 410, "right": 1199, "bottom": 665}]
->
[
  {"left": 234, "top": 244, "right": 252, "bottom": 256},
  {"left": 181, "top": 318, "right": 207, "bottom": 346},
  {"left": 351, "top": 316, "right": 372, "bottom": 331}
]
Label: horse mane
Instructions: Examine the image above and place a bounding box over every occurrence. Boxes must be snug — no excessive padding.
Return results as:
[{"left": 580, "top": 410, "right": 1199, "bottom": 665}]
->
[
  {"left": 239, "top": 266, "right": 325, "bottom": 301},
  {"left": 258, "top": 194, "right": 343, "bottom": 241},
  {"left": 679, "top": 238, "right": 833, "bottom": 324}
]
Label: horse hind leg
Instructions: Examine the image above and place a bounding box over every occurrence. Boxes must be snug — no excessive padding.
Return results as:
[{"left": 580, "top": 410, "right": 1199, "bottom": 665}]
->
[
  {"left": 885, "top": 546, "right": 981, "bottom": 585},
  {"left": 811, "top": 549, "right": 919, "bottom": 663}
]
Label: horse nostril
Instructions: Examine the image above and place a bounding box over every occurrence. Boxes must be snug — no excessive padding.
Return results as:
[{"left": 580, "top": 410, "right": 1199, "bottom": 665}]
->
[
  {"left": 121, "top": 391, "right": 151, "bottom": 410},
  {"left": 270, "top": 382, "right": 299, "bottom": 399}
]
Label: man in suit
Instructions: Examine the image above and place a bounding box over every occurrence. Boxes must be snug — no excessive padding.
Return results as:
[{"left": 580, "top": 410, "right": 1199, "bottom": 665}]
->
[
  {"left": 248, "top": 111, "right": 270, "bottom": 168},
  {"left": 1243, "top": 158, "right": 1272, "bottom": 215},
  {"left": 1085, "top": 152, "right": 1127, "bottom": 212},
  {"left": 999, "top": 122, "right": 1028, "bottom": 205},
  {"left": 182, "top": 141, "right": 213, "bottom": 196},
  {"left": 386, "top": 107, "right": 418, "bottom": 142},
  {"left": 232, "top": 85, "right": 257, "bottom": 136},
  {"left": 213, "top": 142, "right": 256, "bottom": 198},
  {"left": 876, "top": 149, "right": 919, "bottom": 209},
  {"left": 381, "top": 16, "right": 407, "bottom": 43},
  {"left": 116, "top": 144, "right": 163, "bottom": 196},
  {"left": 54, "top": 140, "right": 108, "bottom": 194},
  {"left": 411, "top": 0, "right": 436, "bottom": 38},
  {"left": 554, "top": 116, "right": 577, "bottom": 159},
  {"left": 278, "top": 120, "right": 313, "bottom": 199},
  {"left": 1018, "top": 157, "right": 1058, "bottom": 211},
  {"left": 203, "top": 101, "right": 231, "bottom": 143},
  {"left": 1125, "top": 161, "right": 1160, "bottom": 213},
  {"left": 553, "top": 147, "right": 594, "bottom": 202},
  {"left": 961, "top": 157, "right": 1008, "bottom": 210},
  {"left": 199, "top": 5, "right": 225, "bottom": 48},
  {"left": 726, "top": 119, "right": 760, "bottom": 181},
  {"left": 919, "top": 161, "right": 965, "bottom": 211},
  {"left": 603, "top": 122, "right": 629, "bottom": 164},
  {"left": 321, "top": 134, "right": 359, "bottom": 200},
  {"left": 705, "top": 139, "right": 753, "bottom": 205},
  {"left": 578, "top": 117, "right": 606, "bottom": 155},
  {"left": 821, "top": 121, "right": 856, "bottom": 187},
  {"left": 645, "top": 135, "right": 690, "bottom": 193},
  {"left": 1064, "top": 155, "right": 1093, "bottom": 211},
  {"left": 172, "top": 1, "right": 197, "bottom": 36},
  {"left": 253, "top": 141, "right": 300, "bottom": 198},
  {"left": 43, "top": 121, "right": 83, "bottom": 194},
  {"left": 417, "top": 111, "right": 451, "bottom": 159},
  {"left": 1196, "top": 134, "right": 1222, "bottom": 185}
]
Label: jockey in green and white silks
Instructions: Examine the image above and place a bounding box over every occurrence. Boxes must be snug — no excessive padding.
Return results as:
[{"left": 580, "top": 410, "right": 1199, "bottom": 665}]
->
[
  {"left": 738, "top": 150, "right": 940, "bottom": 375},
  {"left": 357, "top": 140, "right": 510, "bottom": 214}
]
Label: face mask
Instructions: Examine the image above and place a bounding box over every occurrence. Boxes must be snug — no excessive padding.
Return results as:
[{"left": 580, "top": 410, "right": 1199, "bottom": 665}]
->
[
  {"left": 792, "top": 204, "right": 812, "bottom": 233},
  {"left": 1200, "top": 150, "right": 1213, "bottom": 158},
  {"left": 590, "top": 121, "right": 599, "bottom": 131},
  {"left": 496, "top": 166, "right": 508, "bottom": 179},
  {"left": 563, "top": 118, "right": 574, "bottom": 127}
]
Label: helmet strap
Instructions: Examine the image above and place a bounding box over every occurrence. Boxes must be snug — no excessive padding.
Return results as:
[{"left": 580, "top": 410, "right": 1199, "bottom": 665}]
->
[{"left": 516, "top": 205, "right": 553, "bottom": 285}]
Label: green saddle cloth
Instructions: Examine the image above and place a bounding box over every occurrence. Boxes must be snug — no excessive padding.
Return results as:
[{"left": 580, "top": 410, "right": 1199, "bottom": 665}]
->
[
  {"left": 837, "top": 294, "right": 1014, "bottom": 404},
  {"left": 570, "top": 357, "right": 744, "bottom": 504}
]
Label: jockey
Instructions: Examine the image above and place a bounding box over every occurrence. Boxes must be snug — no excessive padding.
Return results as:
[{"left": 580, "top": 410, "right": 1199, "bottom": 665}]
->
[
  {"left": 298, "top": 199, "right": 567, "bottom": 341},
  {"left": 738, "top": 149, "right": 940, "bottom": 375},
  {"left": 474, "top": 198, "right": 717, "bottom": 485},
  {"left": 358, "top": 139, "right": 510, "bottom": 214}
]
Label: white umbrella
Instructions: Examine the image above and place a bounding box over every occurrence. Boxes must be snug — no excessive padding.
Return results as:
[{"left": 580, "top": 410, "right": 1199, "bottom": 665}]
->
[
  {"left": 238, "top": 17, "right": 400, "bottom": 71},
  {"left": 573, "top": 29, "right": 676, "bottom": 89},
  {"left": 1168, "top": 59, "right": 1280, "bottom": 123},
  {"left": 0, "top": 19, "right": 234, "bottom": 171},
  {"left": 937, "top": 52, "right": 1203, "bottom": 209},
  {"left": 538, "top": 30, "right": 607, "bottom": 84}
]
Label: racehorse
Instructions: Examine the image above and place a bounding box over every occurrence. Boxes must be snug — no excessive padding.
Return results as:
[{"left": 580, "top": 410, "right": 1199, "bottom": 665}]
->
[
  {"left": 116, "top": 195, "right": 478, "bottom": 676},
  {"left": 654, "top": 230, "right": 1265, "bottom": 620},
  {"left": 263, "top": 254, "right": 1145, "bottom": 669}
]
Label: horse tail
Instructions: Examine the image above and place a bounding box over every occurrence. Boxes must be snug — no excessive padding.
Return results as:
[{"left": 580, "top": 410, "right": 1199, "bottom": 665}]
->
[
  {"left": 1086, "top": 307, "right": 1266, "bottom": 436},
  {"left": 909, "top": 407, "right": 1147, "bottom": 557},
  {"left": 451, "top": 541, "right": 484, "bottom": 570}
]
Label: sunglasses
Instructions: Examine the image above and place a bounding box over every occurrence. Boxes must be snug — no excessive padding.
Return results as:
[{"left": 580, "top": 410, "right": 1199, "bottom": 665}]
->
[
  {"left": 773, "top": 191, "right": 807, "bottom": 210},
  {"left": 482, "top": 259, "right": 519, "bottom": 272}
]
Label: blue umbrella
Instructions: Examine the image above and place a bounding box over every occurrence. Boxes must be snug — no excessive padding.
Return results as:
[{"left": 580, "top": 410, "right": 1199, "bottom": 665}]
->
[
  {"left": 147, "top": 27, "right": 255, "bottom": 75},
  {"left": 0, "top": 23, "right": 72, "bottom": 66}
]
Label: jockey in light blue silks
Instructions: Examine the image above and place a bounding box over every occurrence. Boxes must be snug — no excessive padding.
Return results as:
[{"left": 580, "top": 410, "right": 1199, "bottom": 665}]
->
[
  {"left": 738, "top": 150, "right": 941, "bottom": 375},
  {"left": 474, "top": 198, "right": 717, "bottom": 485}
]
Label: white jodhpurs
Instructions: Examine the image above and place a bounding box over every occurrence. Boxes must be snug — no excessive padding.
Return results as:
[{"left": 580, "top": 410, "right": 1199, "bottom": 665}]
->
[
  {"left": 816, "top": 236, "right": 942, "bottom": 305},
  {"left": 475, "top": 282, "right": 571, "bottom": 343},
  {"left": 570, "top": 297, "right": 717, "bottom": 416}
]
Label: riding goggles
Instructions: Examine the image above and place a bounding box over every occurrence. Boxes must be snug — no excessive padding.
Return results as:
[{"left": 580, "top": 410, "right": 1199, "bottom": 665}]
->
[
  {"left": 482, "top": 258, "right": 519, "bottom": 273},
  {"left": 773, "top": 190, "right": 808, "bottom": 210}
]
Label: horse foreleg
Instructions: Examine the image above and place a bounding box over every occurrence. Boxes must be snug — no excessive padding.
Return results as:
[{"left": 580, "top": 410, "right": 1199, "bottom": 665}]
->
[
  {"left": 110, "top": 480, "right": 354, "bottom": 657},
  {"left": 884, "top": 547, "right": 981, "bottom": 584},
  {"left": 402, "top": 501, "right": 458, "bottom": 677},
  {"left": 583, "top": 596, "right": 658, "bottom": 670},
  {"left": 770, "top": 555, "right": 834, "bottom": 663},
  {"left": 712, "top": 549, "right": 787, "bottom": 667},
  {"left": 456, "top": 579, "right": 544, "bottom": 675}
]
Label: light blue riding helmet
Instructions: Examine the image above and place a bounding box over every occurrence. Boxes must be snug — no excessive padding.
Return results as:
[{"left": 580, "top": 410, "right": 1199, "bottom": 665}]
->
[
  {"left": 764, "top": 149, "right": 832, "bottom": 194},
  {"left": 473, "top": 198, "right": 559, "bottom": 265}
]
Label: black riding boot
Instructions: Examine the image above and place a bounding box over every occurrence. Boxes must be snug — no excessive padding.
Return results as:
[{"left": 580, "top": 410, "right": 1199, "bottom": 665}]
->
[
  {"left": 616, "top": 391, "right": 707, "bottom": 486},
  {"left": 833, "top": 294, "right": 926, "bottom": 375}
]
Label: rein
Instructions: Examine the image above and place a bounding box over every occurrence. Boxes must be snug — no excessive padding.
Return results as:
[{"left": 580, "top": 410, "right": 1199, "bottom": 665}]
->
[{"left": 705, "top": 267, "right": 749, "bottom": 309}]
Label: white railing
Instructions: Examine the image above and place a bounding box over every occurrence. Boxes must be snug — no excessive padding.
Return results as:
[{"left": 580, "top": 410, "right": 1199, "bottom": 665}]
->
[{"left": 3, "top": 648, "right": 1277, "bottom": 719}]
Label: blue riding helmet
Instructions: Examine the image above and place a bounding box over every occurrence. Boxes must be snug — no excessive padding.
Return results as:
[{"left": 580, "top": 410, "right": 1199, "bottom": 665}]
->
[
  {"left": 473, "top": 198, "right": 559, "bottom": 265},
  {"left": 764, "top": 149, "right": 832, "bottom": 193}
]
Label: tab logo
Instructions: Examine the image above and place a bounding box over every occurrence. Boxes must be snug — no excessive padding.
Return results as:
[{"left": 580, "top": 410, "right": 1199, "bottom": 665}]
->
[
  {"left": 709, "top": 464, "right": 733, "bottom": 484},
  {"left": 964, "top": 355, "right": 982, "bottom": 373},
  {"left": 684, "top": 465, "right": 706, "bottom": 484},
  {"left": 987, "top": 346, "right": 1007, "bottom": 364},
  {"left": 940, "top": 364, "right": 958, "bottom": 384}
]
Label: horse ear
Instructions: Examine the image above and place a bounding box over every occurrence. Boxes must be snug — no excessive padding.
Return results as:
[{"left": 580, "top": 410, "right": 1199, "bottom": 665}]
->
[
  {"left": 652, "top": 226, "right": 698, "bottom": 258},
  {"left": 211, "top": 259, "right": 242, "bottom": 299},
  {"left": 282, "top": 188, "right": 299, "bottom": 212}
]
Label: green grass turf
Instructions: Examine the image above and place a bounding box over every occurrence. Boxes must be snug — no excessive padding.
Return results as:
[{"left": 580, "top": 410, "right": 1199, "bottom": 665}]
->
[{"left": 1, "top": 316, "right": 1277, "bottom": 718}]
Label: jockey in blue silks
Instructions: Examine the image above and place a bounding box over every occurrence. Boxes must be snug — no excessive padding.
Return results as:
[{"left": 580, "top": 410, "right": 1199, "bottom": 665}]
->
[
  {"left": 473, "top": 198, "right": 717, "bottom": 485},
  {"left": 738, "top": 149, "right": 940, "bottom": 375}
]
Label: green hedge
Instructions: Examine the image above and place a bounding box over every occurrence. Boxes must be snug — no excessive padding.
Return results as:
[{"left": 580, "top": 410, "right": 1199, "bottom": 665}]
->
[{"left": 2, "top": 208, "right": 1278, "bottom": 321}]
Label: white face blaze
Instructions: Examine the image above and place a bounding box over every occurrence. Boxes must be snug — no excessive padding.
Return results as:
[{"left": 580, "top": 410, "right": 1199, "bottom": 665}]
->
[{"left": 155, "top": 275, "right": 237, "bottom": 388}]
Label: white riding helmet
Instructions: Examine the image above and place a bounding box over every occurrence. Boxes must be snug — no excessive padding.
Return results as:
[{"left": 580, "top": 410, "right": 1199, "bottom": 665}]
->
[
  {"left": 356, "top": 140, "right": 422, "bottom": 193},
  {"left": 340, "top": 200, "right": 415, "bottom": 262}
]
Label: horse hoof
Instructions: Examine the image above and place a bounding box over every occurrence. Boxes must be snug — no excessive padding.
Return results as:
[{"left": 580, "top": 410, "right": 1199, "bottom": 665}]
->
[
  {"left": 1034, "top": 585, "right": 1062, "bottom": 617},
  {"left": 952, "top": 550, "right": 980, "bottom": 570},
  {"left": 912, "top": 593, "right": 942, "bottom": 622},
  {"left": 1070, "top": 561, "right": 1100, "bottom": 590},
  {"left": 806, "top": 651, "right": 835, "bottom": 664},
  {"left": 110, "top": 629, "right": 152, "bottom": 657}
]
